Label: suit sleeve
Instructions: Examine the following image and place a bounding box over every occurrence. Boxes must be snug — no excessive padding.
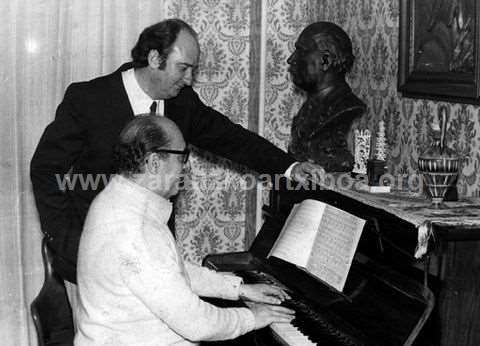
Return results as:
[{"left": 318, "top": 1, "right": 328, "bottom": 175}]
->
[
  {"left": 30, "top": 83, "right": 87, "bottom": 279},
  {"left": 184, "top": 88, "right": 295, "bottom": 176}
]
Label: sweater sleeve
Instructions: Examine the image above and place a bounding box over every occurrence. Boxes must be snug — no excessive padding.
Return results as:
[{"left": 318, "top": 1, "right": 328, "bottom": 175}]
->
[
  {"left": 184, "top": 261, "right": 242, "bottom": 300},
  {"left": 118, "top": 226, "right": 255, "bottom": 342}
]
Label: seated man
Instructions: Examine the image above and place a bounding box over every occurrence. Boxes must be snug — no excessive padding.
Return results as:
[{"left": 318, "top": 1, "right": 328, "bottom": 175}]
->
[{"left": 75, "top": 115, "right": 294, "bottom": 345}]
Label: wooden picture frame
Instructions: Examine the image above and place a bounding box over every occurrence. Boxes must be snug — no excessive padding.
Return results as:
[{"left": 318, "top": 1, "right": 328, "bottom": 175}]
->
[{"left": 398, "top": 0, "right": 480, "bottom": 104}]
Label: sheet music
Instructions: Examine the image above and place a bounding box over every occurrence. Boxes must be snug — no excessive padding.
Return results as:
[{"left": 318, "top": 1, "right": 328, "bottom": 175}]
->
[
  {"left": 307, "top": 205, "right": 365, "bottom": 291},
  {"left": 268, "top": 200, "right": 326, "bottom": 267}
]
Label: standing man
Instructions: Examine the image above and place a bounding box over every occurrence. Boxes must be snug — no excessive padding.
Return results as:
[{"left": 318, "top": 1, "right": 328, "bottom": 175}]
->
[
  {"left": 75, "top": 116, "right": 294, "bottom": 345},
  {"left": 288, "top": 21, "right": 366, "bottom": 172},
  {"left": 31, "top": 18, "right": 324, "bottom": 285}
]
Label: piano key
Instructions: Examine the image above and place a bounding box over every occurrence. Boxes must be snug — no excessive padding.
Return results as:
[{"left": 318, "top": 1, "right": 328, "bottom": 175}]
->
[
  {"left": 244, "top": 300, "right": 317, "bottom": 345},
  {"left": 241, "top": 270, "right": 362, "bottom": 345},
  {"left": 270, "top": 321, "right": 317, "bottom": 346}
]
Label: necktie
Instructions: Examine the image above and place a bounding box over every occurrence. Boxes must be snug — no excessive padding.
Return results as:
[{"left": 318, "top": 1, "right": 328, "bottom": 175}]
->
[{"left": 150, "top": 101, "right": 157, "bottom": 115}]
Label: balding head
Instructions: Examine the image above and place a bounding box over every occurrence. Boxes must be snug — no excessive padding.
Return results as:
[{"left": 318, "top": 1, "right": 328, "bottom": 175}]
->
[
  {"left": 114, "top": 115, "right": 188, "bottom": 197},
  {"left": 114, "top": 115, "right": 185, "bottom": 176}
]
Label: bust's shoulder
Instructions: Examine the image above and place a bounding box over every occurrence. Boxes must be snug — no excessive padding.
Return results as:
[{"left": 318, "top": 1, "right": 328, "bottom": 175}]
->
[{"left": 325, "top": 84, "right": 366, "bottom": 118}]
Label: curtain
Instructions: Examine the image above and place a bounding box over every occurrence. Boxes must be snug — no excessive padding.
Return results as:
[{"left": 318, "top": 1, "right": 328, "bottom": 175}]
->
[{"left": 0, "top": 1, "right": 165, "bottom": 344}]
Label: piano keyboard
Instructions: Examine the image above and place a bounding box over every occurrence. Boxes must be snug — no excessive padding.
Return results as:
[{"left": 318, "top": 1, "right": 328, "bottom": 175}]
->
[
  {"left": 242, "top": 271, "right": 319, "bottom": 345},
  {"left": 270, "top": 322, "right": 317, "bottom": 346},
  {"left": 240, "top": 270, "right": 361, "bottom": 346},
  {"left": 244, "top": 300, "right": 316, "bottom": 346}
]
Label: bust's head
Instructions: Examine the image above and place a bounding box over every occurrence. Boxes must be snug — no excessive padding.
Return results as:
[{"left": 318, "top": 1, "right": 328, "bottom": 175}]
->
[{"left": 288, "top": 22, "right": 354, "bottom": 92}]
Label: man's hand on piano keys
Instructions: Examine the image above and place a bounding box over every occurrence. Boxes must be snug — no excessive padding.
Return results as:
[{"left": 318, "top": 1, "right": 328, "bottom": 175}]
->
[
  {"left": 247, "top": 303, "right": 295, "bottom": 330},
  {"left": 239, "top": 283, "right": 290, "bottom": 305}
]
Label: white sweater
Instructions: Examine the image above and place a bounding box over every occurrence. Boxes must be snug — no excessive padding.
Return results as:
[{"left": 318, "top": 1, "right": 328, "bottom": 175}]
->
[{"left": 75, "top": 175, "right": 255, "bottom": 346}]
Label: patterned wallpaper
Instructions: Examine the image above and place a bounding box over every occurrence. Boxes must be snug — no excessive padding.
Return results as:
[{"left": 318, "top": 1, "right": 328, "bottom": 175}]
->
[
  {"left": 168, "top": 0, "right": 319, "bottom": 263},
  {"left": 169, "top": 0, "right": 480, "bottom": 263},
  {"left": 167, "top": 0, "right": 253, "bottom": 263},
  {"left": 323, "top": 0, "right": 479, "bottom": 197},
  {"left": 261, "top": 0, "right": 321, "bottom": 207},
  {"left": 263, "top": 0, "right": 317, "bottom": 150},
  {"left": 265, "top": 0, "right": 480, "bottom": 198}
]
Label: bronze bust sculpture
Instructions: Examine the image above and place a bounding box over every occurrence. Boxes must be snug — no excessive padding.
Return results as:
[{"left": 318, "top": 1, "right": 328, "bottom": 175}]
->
[{"left": 288, "top": 21, "right": 366, "bottom": 172}]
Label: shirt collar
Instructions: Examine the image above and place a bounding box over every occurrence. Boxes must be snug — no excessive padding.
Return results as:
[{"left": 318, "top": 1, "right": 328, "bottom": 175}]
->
[
  {"left": 121, "top": 68, "right": 165, "bottom": 116},
  {"left": 108, "top": 174, "right": 172, "bottom": 224}
]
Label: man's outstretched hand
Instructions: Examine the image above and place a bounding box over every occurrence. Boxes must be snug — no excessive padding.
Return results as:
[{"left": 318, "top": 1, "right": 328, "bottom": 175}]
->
[{"left": 290, "top": 161, "right": 326, "bottom": 185}]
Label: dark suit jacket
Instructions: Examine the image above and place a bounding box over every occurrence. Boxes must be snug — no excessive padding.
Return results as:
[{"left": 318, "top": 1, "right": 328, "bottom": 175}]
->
[{"left": 30, "top": 64, "right": 294, "bottom": 283}]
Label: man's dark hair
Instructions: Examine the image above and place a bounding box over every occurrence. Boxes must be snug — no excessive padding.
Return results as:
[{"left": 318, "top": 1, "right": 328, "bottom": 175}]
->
[
  {"left": 131, "top": 18, "right": 197, "bottom": 69},
  {"left": 113, "top": 115, "right": 171, "bottom": 176}
]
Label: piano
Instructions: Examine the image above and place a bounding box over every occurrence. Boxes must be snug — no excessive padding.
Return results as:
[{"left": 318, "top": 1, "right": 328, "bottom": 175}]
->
[{"left": 203, "top": 180, "right": 435, "bottom": 346}]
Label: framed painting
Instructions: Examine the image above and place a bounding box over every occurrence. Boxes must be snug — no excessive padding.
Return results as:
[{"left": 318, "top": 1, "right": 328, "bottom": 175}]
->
[{"left": 398, "top": 0, "right": 480, "bottom": 104}]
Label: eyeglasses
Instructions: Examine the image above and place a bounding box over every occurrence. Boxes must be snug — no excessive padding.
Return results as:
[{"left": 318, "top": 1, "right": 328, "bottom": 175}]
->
[{"left": 153, "top": 147, "right": 190, "bottom": 164}]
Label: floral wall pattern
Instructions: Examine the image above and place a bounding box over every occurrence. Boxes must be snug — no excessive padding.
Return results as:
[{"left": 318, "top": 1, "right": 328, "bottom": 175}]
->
[
  {"left": 170, "top": 0, "right": 480, "bottom": 264},
  {"left": 321, "top": 0, "right": 479, "bottom": 197},
  {"left": 263, "top": 0, "right": 319, "bottom": 150},
  {"left": 260, "top": 0, "right": 320, "bottom": 207},
  {"left": 166, "top": 0, "right": 253, "bottom": 263},
  {"left": 264, "top": 0, "right": 480, "bottom": 198}
]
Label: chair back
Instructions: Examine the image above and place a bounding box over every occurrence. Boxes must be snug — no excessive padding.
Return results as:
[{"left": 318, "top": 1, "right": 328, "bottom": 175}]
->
[{"left": 30, "top": 238, "right": 74, "bottom": 345}]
